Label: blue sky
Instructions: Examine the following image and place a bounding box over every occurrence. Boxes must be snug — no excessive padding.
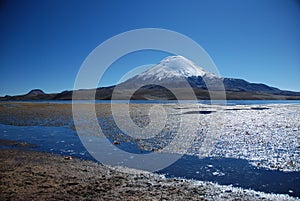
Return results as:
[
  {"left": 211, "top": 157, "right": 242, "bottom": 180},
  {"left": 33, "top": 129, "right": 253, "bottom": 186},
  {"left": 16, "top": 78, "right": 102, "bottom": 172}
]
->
[{"left": 1, "top": 0, "right": 300, "bottom": 96}]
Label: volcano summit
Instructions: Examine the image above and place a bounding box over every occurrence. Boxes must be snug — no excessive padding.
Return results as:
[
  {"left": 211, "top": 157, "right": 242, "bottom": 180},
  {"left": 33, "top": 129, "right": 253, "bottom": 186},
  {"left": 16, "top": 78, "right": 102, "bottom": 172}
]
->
[{"left": 1, "top": 56, "right": 300, "bottom": 100}]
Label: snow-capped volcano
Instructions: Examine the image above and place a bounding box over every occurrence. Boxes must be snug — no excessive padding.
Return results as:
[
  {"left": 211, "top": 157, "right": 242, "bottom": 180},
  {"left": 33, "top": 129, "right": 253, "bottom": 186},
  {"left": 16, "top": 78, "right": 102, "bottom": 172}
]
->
[
  {"left": 119, "top": 55, "right": 222, "bottom": 91},
  {"left": 2, "top": 55, "right": 300, "bottom": 101},
  {"left": 136, "top": 55, "right": 218, "bottom": 81},
  {"left": 118, "top": 55, "right": 300, "bottom": 99}
]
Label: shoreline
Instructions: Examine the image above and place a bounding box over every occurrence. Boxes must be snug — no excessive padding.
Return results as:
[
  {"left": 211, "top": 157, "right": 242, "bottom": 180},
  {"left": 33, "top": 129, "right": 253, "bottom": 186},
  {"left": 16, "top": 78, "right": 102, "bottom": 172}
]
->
[
  {"left": 0, "top": 146, "right": 298, "bottom": 200},
  {"left": 0, "top": 101, "right": 299, "bottom": 200}
]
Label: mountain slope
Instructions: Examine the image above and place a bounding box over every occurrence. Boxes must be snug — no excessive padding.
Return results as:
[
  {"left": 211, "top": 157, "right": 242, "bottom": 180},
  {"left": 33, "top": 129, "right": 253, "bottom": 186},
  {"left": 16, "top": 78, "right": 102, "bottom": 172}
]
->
[
  {"left": 121, "top": 56, "right": 217, "bottom": 88},
  {"left": 120, "top": 55, "right": 300, "bottom": 98},
  {"left": 1, "top": 56, "right": 300, "bottom": 100},
  {"left": 136, "top": 55, "right": 218, "bottom": 81}
]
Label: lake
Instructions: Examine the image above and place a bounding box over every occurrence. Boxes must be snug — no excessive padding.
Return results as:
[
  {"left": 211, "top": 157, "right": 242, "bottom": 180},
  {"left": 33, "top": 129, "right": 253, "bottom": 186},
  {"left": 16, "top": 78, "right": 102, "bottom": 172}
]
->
[{"left": 0, "top": 100, "right": 299, "bottom": 197}]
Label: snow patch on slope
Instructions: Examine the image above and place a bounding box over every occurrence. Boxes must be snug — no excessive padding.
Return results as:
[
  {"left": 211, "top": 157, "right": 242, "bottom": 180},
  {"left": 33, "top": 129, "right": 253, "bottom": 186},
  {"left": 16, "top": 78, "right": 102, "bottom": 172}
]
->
[{"left": 136, "top": 55, "right": 219, "bottom": 81}]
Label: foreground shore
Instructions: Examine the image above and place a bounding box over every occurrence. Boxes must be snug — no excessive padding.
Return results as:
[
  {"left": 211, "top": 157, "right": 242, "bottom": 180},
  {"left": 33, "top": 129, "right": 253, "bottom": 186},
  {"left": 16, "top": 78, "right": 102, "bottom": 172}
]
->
[{"left": 0, "top": 148, "right": 297, "bottom": 201}]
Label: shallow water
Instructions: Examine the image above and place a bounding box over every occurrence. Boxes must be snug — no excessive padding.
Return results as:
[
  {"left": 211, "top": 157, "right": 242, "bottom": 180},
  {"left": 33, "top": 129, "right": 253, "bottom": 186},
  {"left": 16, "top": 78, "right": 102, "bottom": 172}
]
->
[
  {"left": 0, "top": 123, "right": 299, "bottom": 197},
  {"left": 158, "top": 155, "right": 300, "bottom": 197},
  {"left": 1, "top": 100, "right": 299, "bottom": 197},
  {"left": 2, "top": 99, "right": 300, "bottom": 105}
]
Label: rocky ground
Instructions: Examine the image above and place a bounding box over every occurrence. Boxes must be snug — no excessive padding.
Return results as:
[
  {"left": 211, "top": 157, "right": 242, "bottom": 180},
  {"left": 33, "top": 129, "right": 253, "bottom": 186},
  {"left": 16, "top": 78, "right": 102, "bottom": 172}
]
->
[{"left": 0, "top": 148, "right": 297, "bottom": 201}]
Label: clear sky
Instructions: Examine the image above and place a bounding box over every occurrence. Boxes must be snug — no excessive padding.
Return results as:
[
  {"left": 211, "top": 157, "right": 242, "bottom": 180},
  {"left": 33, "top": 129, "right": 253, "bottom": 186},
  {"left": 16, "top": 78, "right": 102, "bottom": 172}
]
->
[{"left": 1, "top": 0, "right": 300, "bottom": 96}]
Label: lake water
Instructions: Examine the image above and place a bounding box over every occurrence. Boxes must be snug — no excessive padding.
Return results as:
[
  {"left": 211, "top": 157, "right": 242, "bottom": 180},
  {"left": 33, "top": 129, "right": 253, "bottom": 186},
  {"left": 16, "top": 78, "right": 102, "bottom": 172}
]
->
[
  {"left": 0, "top": 100, "right": 299, "bottom": 197},
  {"left": 3, "top": 99, "right": 300, "bottom": 105}
]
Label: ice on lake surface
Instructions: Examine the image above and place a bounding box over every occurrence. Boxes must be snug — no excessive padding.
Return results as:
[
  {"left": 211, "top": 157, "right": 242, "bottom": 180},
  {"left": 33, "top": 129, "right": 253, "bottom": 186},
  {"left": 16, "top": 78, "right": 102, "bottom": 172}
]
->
[
  {"left": 90, "top": 103, "right": 300, "bottom": 172},
  {"left": 0, "top": 101, "right": 299, "bottom": 172},
  {"left": 0, "top": 101, "right": 299, "bottom": 197}
]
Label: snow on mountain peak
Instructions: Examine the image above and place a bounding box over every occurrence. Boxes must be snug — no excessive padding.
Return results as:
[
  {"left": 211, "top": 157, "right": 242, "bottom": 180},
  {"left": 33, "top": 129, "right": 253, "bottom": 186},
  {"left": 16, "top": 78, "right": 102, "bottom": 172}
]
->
[{"left": 137, "top": 55, "right": 218, "bottom": 81}]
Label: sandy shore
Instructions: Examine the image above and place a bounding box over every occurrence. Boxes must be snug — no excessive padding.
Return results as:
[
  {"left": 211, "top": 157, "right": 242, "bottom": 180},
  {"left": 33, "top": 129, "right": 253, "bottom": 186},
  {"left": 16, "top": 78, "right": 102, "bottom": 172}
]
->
[{"left": 0, "top": 147, "right": 298, "bottom": 201}]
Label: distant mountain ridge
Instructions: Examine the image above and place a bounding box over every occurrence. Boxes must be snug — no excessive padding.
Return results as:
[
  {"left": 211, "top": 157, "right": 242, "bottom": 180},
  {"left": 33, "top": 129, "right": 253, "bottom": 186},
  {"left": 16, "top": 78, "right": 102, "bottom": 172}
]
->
[
  {"left": 1, "top": 56, "right": 300, "bottom": 100},
  {"left": 26, "top": 89, "right": 45, "bottom": 96}
]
